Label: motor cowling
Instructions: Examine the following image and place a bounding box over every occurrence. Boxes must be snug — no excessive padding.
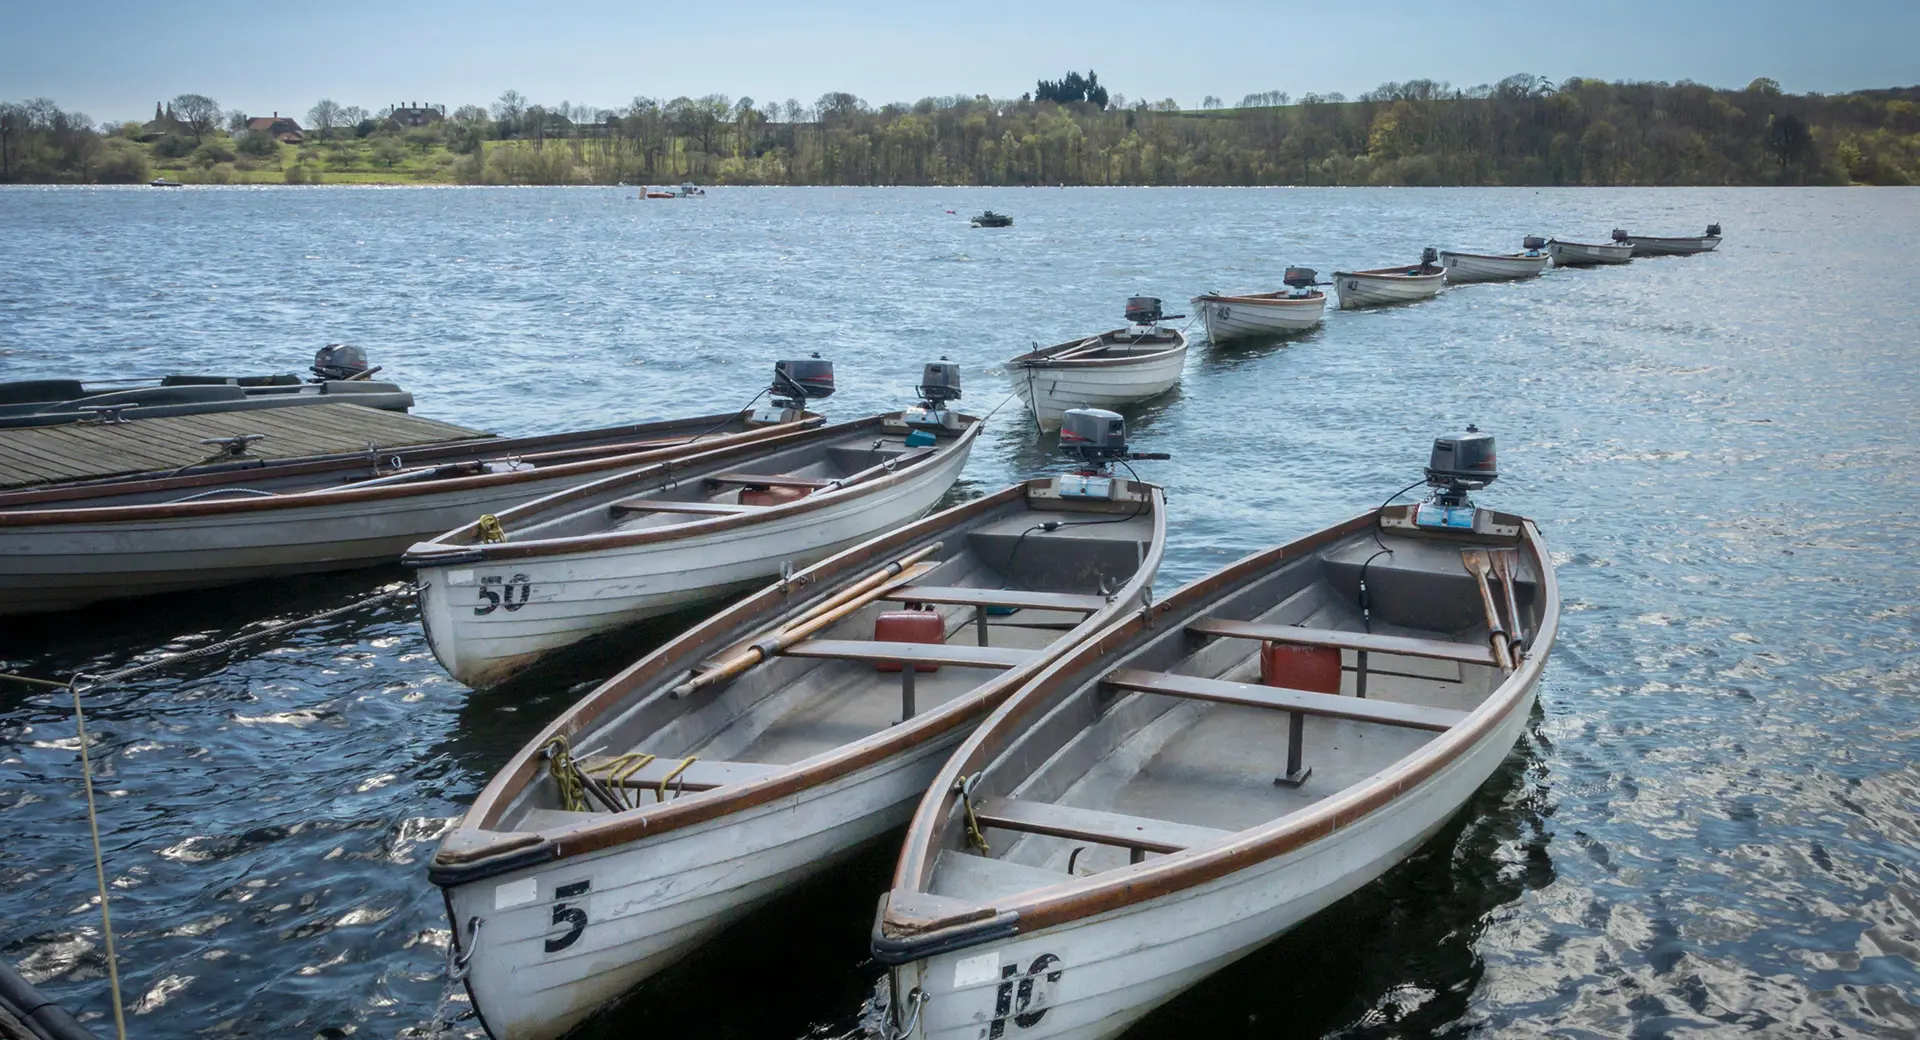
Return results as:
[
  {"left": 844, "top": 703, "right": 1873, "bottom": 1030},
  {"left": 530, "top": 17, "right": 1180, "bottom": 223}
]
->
[
  {"left": 1283, "top": 267, "right": 1318, "bottom": 289},
  {"left": 1124, "top": 296, "right": 1163, "bottom": 325},
  {"left": 1611, "top": 229, "right": 1631, "bottom": 243},
  {"left": 917, "top": 359, "right": 961, "bottom": 405},
  {"left": 1706, "top": 223, "right": 1722, "bottom": 237},
  {"left": 1059, "top": 407, "right": 1129, "bottom": 467},
  {"left": 1522, "top": 235, "right": 1546, "bottom": 251},
  {"left": 1426, "top": 424, "right": 1498, "bottom": 492},
  {"left": 772, "top": 356, "right": 835, "bottom": 402},
  {"left": 1420, "top": 246, "right": 1439, "bottom": 267},
  {"left": 312, "top": 343, "right": 369, "bottom": 381}
]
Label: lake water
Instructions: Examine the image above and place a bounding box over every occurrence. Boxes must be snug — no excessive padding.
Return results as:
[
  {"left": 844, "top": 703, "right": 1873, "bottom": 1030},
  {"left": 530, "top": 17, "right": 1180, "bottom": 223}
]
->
[{"left": 1, "top": 185, "right": 1916, "bottom": 1038}]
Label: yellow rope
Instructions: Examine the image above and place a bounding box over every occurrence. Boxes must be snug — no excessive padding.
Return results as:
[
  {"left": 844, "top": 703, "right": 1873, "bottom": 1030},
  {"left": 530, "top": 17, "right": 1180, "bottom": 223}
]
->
[
  {"left": 70, "top": 682, "right": 128, "bottom": 1040},
  {"left": 542, "top": 736, "right": 588, "bottom": 812},
  {"left": 588, "top": 753, "right": 658, "bottom": 810},
  {"left": 476, "top": 514, "right": 508, "bottom": 544},
  {"left": 956, "top": 774, "right": 991, "bottom": 855},
  {"left": 657, "top": 757, "right": 698, "bottom": 802}
]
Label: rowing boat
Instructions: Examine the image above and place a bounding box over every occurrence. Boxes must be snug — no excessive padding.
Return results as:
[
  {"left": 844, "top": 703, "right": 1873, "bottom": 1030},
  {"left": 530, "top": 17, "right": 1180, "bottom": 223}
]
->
[
  {"left": 1547, "top": 237, "right": 1633, "bottom": 266},
  {"left": 1191, "top": 267, "right": 1328, "bottom": 343},
  {"left": 871, "top": 431, "right": 1557, "bottom": 1039},
  {"left": 404, "top": 408, "right": 981, "bottom": 688},
  {"left": 1332, "top": 249, "right": 1446, "bottom": 309},
  {"left": 429, "top": 457, "right": 1165, "bottom": 1040},
  {"left": 1438, "top": 238, "right": 1551, "bottom": 284},
  {"left": 1009, "top": 299, "right": 1188, "bottom": 431},
  {"left": 0, "top": 408, "right": 816, "bottom": 616},
  {"left": 1623, "top": 224, "right": 1722, "bottom": 256}
]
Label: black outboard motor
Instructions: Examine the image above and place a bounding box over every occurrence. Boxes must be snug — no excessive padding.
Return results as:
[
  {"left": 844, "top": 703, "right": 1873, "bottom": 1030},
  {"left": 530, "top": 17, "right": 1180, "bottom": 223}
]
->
[
  {"left": 760, "top": 354, "right": 834, "bottom": 422},
  {"left": 1059, "top": 407, "right": 1171, "bottom": 474},
  {"left": 903, "top": 358, "right": 964, "bottom": 434},
  {"left": 1705, "top": 223, "right": 1722, "bottom": 237},
  {"left": 1611, "top": 228, "right": 1631, "bottom": 243},
  {"left": 1412, "top": 424, "right": 1498, "bottom": 529},
  {"left": 1283, "top": 267, "right": 1318, "bottom": 290},
  {"left": 1124, "top": 296, "right": 1164, "bottom": 326},
  {"left": 1420, "top": 246, "right": 1439, "bottom": 268},
  {"left": 312, "top": 343, "right": 369, "bottom": 381},
  {"left": 1522, "top": 235, "right": 1546, "bottom": 253}
]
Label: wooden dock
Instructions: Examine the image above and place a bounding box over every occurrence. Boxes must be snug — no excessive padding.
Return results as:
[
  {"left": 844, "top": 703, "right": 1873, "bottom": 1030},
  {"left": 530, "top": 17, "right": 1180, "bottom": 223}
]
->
[{"left": 0, "top": 404, "right": 491, "bottom": 490}]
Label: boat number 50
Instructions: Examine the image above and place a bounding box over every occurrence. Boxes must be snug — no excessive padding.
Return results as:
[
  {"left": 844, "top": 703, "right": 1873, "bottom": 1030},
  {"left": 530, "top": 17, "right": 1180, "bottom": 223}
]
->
[
  {"left": 989, "top": 953, "right": 1062, "bottom": 1037},
  {"left": 474, "top": 573, "right": 533, "bottom": 616}
]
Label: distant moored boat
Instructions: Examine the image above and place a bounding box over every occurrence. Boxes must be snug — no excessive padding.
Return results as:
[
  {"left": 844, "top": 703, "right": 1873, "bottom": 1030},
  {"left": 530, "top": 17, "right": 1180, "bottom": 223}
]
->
[
  {"left": 1546, "top": 235, "right": 1635, "bottom": 266},
  {"left": 1439, "top": 237, "right": 1552, "bottom": 283},
  {"left": 1333, "top": 248, "right": 1447, "bottom": 308},
  {"left": 1623, "top": 223, "right": 1722, "bottom": 256},
  {"left": 1191, "top": 266, "right": 1329, "bottom": 342},
  {"left": 971, "top": 210, "right": 1013, "bottom": 227}
]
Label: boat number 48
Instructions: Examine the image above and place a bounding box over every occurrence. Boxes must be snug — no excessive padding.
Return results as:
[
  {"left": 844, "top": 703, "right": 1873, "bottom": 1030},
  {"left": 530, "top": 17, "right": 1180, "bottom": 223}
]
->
[{"left": 474, "top": 573, "right": 533, "bottom": 616}]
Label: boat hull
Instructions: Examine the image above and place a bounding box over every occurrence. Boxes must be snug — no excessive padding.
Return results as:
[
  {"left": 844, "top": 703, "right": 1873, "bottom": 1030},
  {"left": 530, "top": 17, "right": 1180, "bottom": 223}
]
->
[
  {"left": 888, "top": 682, "right": 1537, "bottom": 1040},
  {"left": 446, "top": 738, "right": 961, "bottom": 1040},
  {"left": 1331, "top": 270, "right": 1445, "bottom": 309},
  {"left": 1438, "top": 251, "right": 1550, "bottom": 284},
  {"left": 1191, "top": 295, "right": 1325, "bottom": 342},
  {"left": 1010, "top": 344, "right": 1188, "bottom": 431},
  {"left": 1628, "top": 235, "right": 1721, "bottom": 256},
  {"left": 412, "top": 436, "right": 975, "bottom": 687},
  {"left": 1547, "top": 240, "right": 1633, "bottom": 266}
]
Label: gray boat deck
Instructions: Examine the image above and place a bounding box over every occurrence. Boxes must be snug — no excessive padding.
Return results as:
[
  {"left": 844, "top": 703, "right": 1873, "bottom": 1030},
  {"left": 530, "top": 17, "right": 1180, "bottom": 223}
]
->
[{"left": 0, "top": 403, "right": 489, "bottom": 490}]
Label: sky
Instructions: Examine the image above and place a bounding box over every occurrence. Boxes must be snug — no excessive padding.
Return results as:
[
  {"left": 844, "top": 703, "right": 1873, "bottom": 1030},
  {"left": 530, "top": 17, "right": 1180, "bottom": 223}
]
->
[{"left": 7, "top": 0, "right": 1916, "bottom": 125}]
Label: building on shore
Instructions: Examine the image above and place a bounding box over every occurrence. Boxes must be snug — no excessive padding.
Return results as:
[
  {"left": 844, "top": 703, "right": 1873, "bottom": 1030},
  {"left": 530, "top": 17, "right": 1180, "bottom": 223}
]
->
[
  {"left": 388, "top": 103, "right": 446, "bottom": 128},
  {"left": 245, "top": 113, "right": 306, "bottom": 144}
]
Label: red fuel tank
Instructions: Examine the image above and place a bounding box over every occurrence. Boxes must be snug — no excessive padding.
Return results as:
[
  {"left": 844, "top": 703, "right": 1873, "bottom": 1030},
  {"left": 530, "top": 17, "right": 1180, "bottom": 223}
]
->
[
  {"left": 1261, "top": 642, "right": 1341, "bottom": 693},
  {"left": 874, "top": 609, "right": 944, "bottom": 672}
]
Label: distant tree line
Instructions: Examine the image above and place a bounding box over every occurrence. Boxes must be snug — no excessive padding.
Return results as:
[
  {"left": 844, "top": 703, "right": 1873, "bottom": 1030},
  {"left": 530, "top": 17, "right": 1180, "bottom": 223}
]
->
[{"left": 3, "top": 74, "right": 1917, "bottom": 186}]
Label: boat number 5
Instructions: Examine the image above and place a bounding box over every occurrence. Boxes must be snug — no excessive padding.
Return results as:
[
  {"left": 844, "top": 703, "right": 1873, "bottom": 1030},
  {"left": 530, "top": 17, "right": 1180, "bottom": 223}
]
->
[
  {"left": 544, "top": 880, "right": 590, "bottom": 953},
  {"left": 989, "top": 953, "right": 1062, "bottom": 1037},
  {"left": 474, "top": 573, "right": 533, "bottom": 616}
]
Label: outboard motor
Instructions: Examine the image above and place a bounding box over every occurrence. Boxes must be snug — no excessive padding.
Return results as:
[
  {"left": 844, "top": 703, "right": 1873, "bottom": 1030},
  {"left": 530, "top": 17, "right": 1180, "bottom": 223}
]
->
[
  {"left": 1420, "top": 246, "right": 1439, "bottom": 269},
  {"left": 1283, "top": 267, "right": 1319, "bottom": 296},
  {"left": 312, "top": 343, "right": 369, "bottom": 381},
  {"left": 758, "top": 354, "right": 835, "bottom": 423},
  {"left": 1611, "top": 229, "right": 1631, "bottom": 243},
  {"left": 1705, "top": 223, "right": 1722, "bottom": 237},
  {"left": 1522, "top": 235, "right": 1546, "bottom": 255},
  {"left": 1124, "top": 296, "right": 1164, "bottom": 326},
  {"left": 1055, "top": 407, "right": 1169, "bottom": 499},
  {"left": 902, "top": 358, "right": 964, "bottom": 435},
  {"left": 1414, "top": 424, "right": 1498, "bottom": 529}
]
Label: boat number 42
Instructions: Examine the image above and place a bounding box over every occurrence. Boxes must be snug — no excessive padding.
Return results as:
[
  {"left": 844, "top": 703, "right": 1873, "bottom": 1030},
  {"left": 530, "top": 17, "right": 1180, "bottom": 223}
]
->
[{"left": 473, "top": 573, "right": 533, "bottom": 616}]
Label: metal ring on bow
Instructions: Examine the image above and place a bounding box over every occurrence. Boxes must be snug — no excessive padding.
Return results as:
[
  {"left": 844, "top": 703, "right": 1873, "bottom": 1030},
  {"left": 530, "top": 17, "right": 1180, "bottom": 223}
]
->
[{"left": 448, "top": 915, "right": 484, "bottom": 981}]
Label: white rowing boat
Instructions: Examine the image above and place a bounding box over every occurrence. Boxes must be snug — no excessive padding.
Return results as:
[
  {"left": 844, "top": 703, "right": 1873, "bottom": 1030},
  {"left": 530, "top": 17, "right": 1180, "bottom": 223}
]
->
[
  {"left": 405, "top": 408, "right": 980, "bottom": 688},
  {"left": 429, "top": 436, "right": 1165, "bottom": 1040},
  {"left": 1624, "top": 224, "right": 1722, "bottom": 256},
  {"left": 1547, "top": 237, "right": 1634, "bottom": 266},
  {"left": 1438, "top": 238, "right": 1551, "bottom": 284},
  {"left": 1332, "top": 249, "right": 1446, "bottom": 309},
  {"left": 1009, "top": 299, "right": 1188, "bottom": 431},
  {"left": 1191, "top": 267, "right": 1328, "bottom": 343},
  {"left": 872, "top": 430, "right": 1557, "bottom": 1040},
  {"left": 0, "top": 406, "right": 817, "bottom": 616}
]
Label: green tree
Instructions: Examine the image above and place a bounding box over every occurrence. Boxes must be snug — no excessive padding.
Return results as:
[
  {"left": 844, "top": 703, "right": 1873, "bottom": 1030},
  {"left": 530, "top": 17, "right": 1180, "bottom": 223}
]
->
[
  {"left": 371, "top": 136, "right": 405, "bottom": 168},
  {"left": 171, "top": 93, "right": 220, "bottom": 142}
]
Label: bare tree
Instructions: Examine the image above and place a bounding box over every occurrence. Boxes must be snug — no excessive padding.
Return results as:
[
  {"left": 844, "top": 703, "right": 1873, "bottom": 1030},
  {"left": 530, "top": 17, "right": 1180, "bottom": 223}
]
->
[
  {"left": 171, "top": 93, "right": 220, "bottom": 142},
  {"left": 493, "top": 90, "right": 527, "bottom": 135},
  {"left": 308, "top": 98, "right": 342, "bottom": 139},
  {"left": 340, "top": 106, "right": 368, "bottom": 131},
  {"left": 1203, "top": 96, "right": 1222, "bottom": 110}
]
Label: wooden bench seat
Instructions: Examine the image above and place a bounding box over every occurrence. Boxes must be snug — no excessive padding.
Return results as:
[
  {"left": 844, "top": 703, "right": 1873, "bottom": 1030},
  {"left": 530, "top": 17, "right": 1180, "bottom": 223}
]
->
[
  {"left": 974, "top": 797, "right": 1232, "bottom": 863},
  {"left": 703, "top": 472, "right": 834, "bottom": 489},
  {"left": 579, "top": 755, "right": 782, "bottom": 792},
  {"left": 881, "top": 585, "right": 1109, "bottom": 613},
  {"left": 1186, "top": 617, "right": 1495, "bottom": 667},
  {"left": 1103, "top": 668, "right": 1467, "bottom": 731},
  {"left": 782, "top": 639, "right": 1040, "bottom": 669},
  {"left": 609, "top": 498, "right": 759, "bottom": 516}
]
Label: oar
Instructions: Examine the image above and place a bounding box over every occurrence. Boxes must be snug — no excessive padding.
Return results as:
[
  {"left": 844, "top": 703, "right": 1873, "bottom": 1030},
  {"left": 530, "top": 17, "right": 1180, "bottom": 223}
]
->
[
  {"left": 1490, "top": 549, "right": 1525, "bottom": 653},
  {"left": 668, "top": 543, "right": 947, "bottom": 699},
  {"left": 1461, "top": 549, "right": 1515, "bottom": 672}
]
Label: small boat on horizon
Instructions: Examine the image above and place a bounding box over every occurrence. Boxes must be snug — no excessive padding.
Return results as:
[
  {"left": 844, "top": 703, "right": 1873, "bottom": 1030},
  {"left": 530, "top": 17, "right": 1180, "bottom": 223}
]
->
[
  {"left": 428, "top": 408, "right": 1166, "bottom": 1040},
  {"left": 404, "top": 361, "right": 980, "bottom": 687},
  {"left": 1333, "top": 248, "right": 1447, "bottom": 309},
  {"left": 872, "top": 426, "right": 1558, "bottom": 1040},
  {"left": 149, "top": 177, "right": 182, "bottom": 187},
  {"left": 1439, "top": 237, "right": 1552, "bottom": 283},
  {"left": 1547, "top": 234, "right": 1635, "bottom": 266},
  {"left": 1191, "top": 267, "right": 1329, "bottom": 343},
  {"left": 971, "top": 211, "right": 1013, "bottom": 227},
  {"left": 1009, "top": 298, "right": 1189, "bottom": 431},
  {"left": 1622, "top": 223, "right": 1722, "bottom": 256}
]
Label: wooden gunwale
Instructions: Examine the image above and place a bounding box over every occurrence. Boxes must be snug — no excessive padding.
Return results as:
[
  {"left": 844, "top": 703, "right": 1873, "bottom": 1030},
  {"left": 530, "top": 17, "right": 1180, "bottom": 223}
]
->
[
  {"left": 1437, "top": 250, "right": 1539, "bottom": 262},
  {"left": 1008, "top": 329, "right": 1188, "bottom": 370},
  {"left": 434, "top": 479, "right": 1166, "bottom": 868},
  {"left": 1332, "top": 266, "right": 1446, "bottom": 280},
  {"left": 885, "top": 513, "right": 1558, "bottom": 938},
  {"left": 1194, "top": 292, "right": 1326, "bottom": 307},
  {"left": 0, "top": 413, "right": 820, "bottom": 524},
  {"left": 403, "top": 416, "right": 982, "bottom": 565}
]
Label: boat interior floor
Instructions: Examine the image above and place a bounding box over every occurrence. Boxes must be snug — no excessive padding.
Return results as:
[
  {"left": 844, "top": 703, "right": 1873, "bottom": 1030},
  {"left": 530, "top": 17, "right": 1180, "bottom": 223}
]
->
[{"left": 931, "top": 571, "right": 1506, "bottom": 902}]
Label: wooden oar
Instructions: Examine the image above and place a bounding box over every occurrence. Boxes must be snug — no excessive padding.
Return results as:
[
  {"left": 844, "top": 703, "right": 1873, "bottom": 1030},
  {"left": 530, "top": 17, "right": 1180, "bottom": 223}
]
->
[
  {"left": 1489, "top": 549, "right": 1525, "bottom": 653},
  {"left": 1460, "top": 549, "right": 1515, "bottom": 672},
  {"left": 668, "top": 543, "right": 946, "bottom": 699}
]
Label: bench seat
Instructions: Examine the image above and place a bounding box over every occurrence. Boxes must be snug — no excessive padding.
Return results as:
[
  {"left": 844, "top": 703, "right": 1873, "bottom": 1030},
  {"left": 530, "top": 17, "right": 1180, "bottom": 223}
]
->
[
  {"left": 1186, "top": 618, "right": 1495, "bottom": 668},
  {"left": 578, "top": 755, "right": 783, "bottom": 791},
  {"left": 609, "top": 499, "right": 759, "bottom": 516},
  {"left": 704, "top": 472, "right": 833, "bottom": 489},
  {"left": 1102, "top": 668, "right": 1467, "bottom": 732},
  {"left": 782, "top": 639, "right": 1040, "bottom": 669},
  {"left": 974, "top": 797, "right": 1232, "bottom": 855},
  {"left": 882, "top": 585, "right": 1110, "bottom": 613}
]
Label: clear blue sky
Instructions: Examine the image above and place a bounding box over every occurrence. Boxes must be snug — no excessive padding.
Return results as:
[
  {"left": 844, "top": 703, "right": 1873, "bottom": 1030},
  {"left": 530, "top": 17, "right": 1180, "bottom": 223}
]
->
[{"left": 7, "top": 0, "right": 1916, "bottom": 124}]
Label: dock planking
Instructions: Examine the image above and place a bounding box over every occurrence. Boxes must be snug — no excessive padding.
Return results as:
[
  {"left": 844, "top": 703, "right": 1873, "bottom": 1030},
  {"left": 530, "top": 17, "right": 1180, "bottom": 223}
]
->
[{"left": 0, "top": 404, "right": 491, "bottom": 490}]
